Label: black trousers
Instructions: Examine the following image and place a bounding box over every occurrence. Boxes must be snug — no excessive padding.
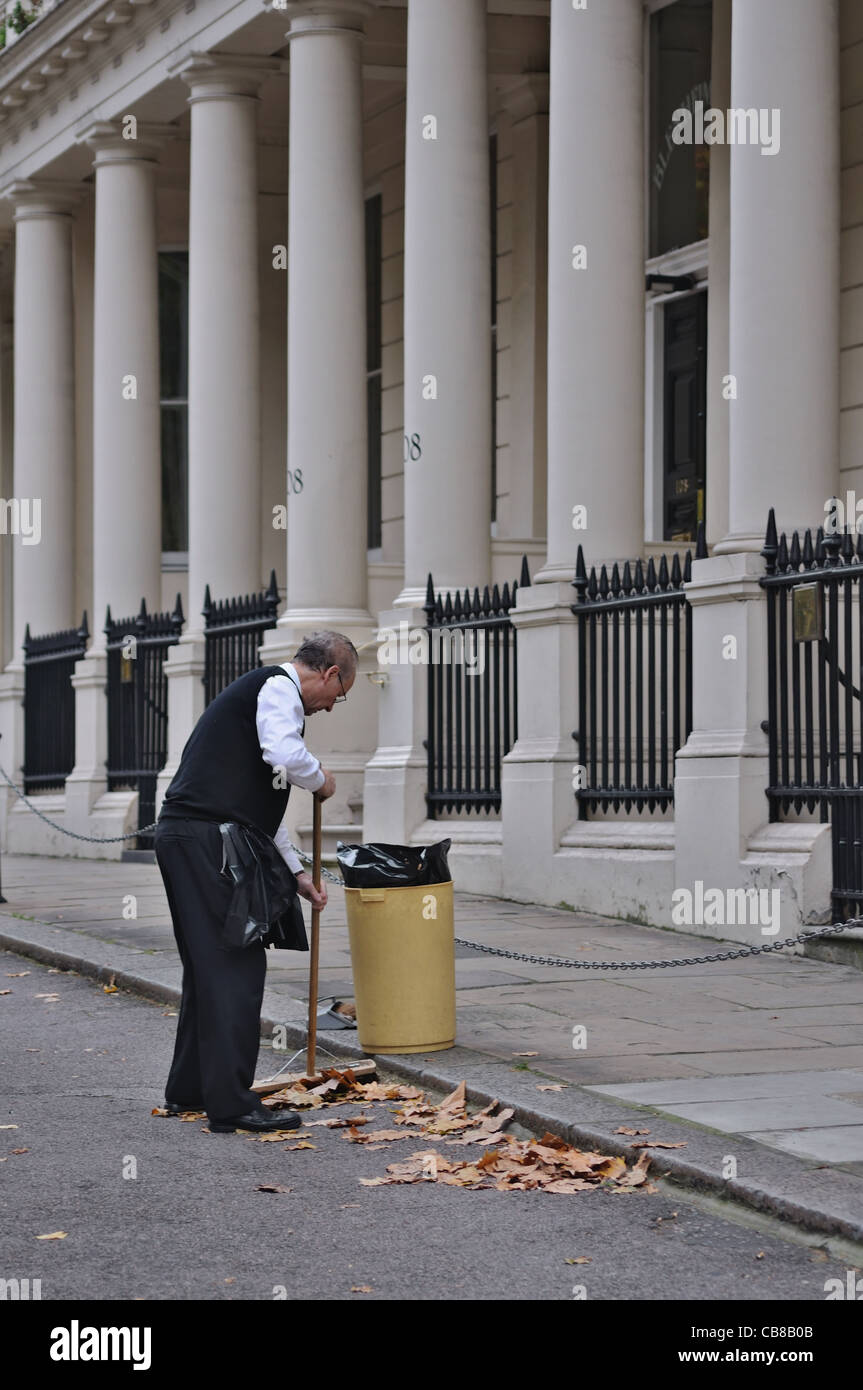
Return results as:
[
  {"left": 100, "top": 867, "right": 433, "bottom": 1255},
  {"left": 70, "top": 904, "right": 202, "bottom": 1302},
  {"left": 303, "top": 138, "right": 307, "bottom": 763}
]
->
[{"left": 154, "top": 817, "right": 266, "bottom": 1120}]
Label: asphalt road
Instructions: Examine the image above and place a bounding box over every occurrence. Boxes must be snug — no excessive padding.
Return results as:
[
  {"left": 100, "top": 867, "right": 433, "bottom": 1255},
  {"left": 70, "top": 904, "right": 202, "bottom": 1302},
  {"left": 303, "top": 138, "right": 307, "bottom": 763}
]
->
[{"left": 0, "top": 949, "right": 857, "bottom": 1304}]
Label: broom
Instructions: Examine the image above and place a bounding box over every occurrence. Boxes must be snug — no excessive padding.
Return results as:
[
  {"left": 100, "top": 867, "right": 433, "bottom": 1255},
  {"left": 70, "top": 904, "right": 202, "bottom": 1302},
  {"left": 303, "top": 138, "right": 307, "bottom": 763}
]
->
[{"left": 253, "top": 791, "right": 376, "bottom": 1093}]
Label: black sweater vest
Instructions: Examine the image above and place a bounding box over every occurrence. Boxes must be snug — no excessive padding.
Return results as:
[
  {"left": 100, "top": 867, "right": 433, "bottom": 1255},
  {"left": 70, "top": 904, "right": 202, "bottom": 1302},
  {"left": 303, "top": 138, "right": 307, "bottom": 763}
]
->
[{"left": 160, "top": 666, "right": 303, "bottom": 838}]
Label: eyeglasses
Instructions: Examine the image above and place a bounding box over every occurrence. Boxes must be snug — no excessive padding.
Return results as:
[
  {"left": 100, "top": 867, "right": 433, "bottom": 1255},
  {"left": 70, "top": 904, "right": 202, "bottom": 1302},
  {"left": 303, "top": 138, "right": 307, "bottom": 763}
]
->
[{"left": 333, "top": 670, "right": 347, "bottom": 704}]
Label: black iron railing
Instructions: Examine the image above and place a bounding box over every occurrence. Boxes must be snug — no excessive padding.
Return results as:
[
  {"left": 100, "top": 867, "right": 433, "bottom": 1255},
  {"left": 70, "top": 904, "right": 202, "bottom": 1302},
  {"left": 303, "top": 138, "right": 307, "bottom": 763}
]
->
[
  {"left": 106, "top": 597, "right": 184, "bottom": 849},
  {"left": 23, "top": 613, "right": 89, "bottom": 792},
  {"left": 760, "top": 508, "right": 863, "bottom": 918},
  {"left": 424, "top": 557, "right": 529, "bottom": 816},
  {"left": 571, "top": 528, "right": 705, "bottom": 816},
  {"left": 203, "top": 570, "right": 280, "bottom": 706}
]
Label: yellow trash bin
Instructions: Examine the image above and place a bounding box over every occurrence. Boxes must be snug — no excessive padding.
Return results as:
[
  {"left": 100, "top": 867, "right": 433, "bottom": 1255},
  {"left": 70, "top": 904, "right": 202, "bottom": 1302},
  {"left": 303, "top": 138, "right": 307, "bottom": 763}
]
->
[{"left": 345, "top": 879, "right": 455, "bottom": 1054}]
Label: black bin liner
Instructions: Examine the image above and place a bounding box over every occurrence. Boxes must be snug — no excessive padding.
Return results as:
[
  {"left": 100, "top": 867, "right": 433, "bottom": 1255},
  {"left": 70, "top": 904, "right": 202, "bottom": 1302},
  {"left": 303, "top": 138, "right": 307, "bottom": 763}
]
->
[{"left": 336, "top": 839, "right": 452, "bottom": 889}]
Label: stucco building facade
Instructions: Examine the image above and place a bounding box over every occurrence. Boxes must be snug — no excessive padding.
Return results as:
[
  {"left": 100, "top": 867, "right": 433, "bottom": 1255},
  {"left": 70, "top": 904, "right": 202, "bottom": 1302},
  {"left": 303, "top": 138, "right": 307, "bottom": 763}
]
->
[{"left": 0, "top": 0, "right": 858, "bottom": 945}]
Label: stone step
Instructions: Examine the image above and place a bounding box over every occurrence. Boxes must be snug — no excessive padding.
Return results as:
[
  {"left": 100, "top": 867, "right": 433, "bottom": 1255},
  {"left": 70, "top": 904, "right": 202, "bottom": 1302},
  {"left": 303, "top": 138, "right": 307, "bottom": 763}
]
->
[{"left": 803, "top": 930, "right": 863, "bottom": 972}]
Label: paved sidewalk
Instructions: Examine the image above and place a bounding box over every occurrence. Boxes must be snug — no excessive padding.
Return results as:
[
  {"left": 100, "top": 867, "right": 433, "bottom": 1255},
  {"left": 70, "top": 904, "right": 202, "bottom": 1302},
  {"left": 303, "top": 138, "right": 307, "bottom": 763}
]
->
[{"left": 3, "top": 852, "right": 863, "bottom": 1242}]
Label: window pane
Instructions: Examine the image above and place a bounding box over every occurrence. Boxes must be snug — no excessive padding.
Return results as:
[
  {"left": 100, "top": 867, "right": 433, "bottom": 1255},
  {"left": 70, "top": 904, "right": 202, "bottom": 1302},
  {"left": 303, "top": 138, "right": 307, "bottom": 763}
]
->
[
  {"left": 161, "top": 403, "right": 188, "bottom": 553},
  {"left": 649, "top": 0, "right": 712, "bottom": 257},
  {"left": 159, "top": 251, "right": 189, "bottom": 401}
]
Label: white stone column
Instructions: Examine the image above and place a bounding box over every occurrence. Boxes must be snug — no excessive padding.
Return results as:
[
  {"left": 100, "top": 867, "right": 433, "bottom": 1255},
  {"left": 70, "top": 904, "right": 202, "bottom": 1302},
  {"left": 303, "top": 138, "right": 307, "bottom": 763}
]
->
[
  {"left": 157, "top": 57, "right": 278, "bottom": 813},
  {"left": 0, "top": 187, "right": 78, "bottom": 844},
  {"left": 5, "top": 183, "right": 79, "bottom": 655},
  {"left": 178, "top": 54, "right": 278, "bottom": 626},
  {"left": 539, "top": 0, "right": 643, "bottom": 580},
  {"left": 81, "top": 121, "right": 173, "bottom": 636},
  {"left": 66, "top": 123, "right": 173, "bottom": 847},
  {"left": 717, "top": 0, "right": 839, "bottom": 551},
  {"left": 264, "top": 2, "right": 377, "bottom": 857},
  {"left": 276, "top": 1, "right": 372, "bottom": 629},
  {"left": 675, "top": 2, "right": 840, "bottom": 939},
  {"left": 397, "top": 0, "right": 491, "bottom": 603}
]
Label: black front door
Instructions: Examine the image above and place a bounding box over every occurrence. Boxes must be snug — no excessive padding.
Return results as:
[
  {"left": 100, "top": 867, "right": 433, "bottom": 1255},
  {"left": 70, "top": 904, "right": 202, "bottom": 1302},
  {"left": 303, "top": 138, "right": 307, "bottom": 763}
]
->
[{"left": 663, "top": 290, "right": 707, "bottom": 543}]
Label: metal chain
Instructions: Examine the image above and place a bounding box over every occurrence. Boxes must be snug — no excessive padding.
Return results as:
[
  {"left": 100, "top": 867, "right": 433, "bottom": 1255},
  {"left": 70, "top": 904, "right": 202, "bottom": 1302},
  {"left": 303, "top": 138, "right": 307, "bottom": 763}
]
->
[
  {"left": 2, "top": 762, "right": 860, "bottom": 966},
  {"left": 0, "top": 764, "right": 159, "bottom": 842},
  {"left": 452, "top": 919, "right": 862, "bottom": 969}
]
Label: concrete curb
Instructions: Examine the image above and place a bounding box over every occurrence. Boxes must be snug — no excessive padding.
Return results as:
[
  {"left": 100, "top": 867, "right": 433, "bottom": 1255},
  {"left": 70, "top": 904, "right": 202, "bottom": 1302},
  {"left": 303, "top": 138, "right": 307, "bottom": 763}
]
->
[{"left": 3, "top": 913, "right": 863, "bottom": 1248}]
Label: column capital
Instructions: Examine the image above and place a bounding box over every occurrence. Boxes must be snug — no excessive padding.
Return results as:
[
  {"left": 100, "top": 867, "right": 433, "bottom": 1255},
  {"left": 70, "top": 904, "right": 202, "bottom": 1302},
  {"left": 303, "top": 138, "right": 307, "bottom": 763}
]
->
[
  {"left": 77, "top": 120, "right": 178, "bottom": 167},
  {"left": 497, "top": 74, "right": 549, "bottom": 124},
  {"left": 169, "top": 51, "right": 284, "bottom": 101},
  {"left": 283, "top": 1, "right": 372, "bottom": 39},
  {"left": 2, "top": 179, "right": 83, "bottom": 220}
]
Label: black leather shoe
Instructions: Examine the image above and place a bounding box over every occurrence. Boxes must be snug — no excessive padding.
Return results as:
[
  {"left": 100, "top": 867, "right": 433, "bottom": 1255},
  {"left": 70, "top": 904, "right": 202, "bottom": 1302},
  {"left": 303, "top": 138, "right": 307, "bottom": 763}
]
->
[
  {"left": 164, "top": 1101, "right": 205, "bottom": 1115},
  {"left": 209, "top": 1108, "right": 302, "bottom": 1134}
]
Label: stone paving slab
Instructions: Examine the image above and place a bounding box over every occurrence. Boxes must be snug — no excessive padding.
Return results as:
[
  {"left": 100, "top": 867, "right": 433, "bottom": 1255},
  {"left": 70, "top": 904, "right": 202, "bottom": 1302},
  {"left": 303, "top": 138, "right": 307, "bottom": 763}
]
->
[{"left": 5, "top": 853, "right": 863, "bottom": 1240}]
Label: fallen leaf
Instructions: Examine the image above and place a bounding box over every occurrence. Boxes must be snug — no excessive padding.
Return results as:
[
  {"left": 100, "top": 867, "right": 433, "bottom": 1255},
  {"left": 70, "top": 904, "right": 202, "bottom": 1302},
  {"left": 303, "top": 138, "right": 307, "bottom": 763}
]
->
[
  {"left": 34, "top": 994, "right": 60, "bottom": 1002},
  {"left": 103, "top": 981, "right": 118, "bottom": 994},
  {"left": 0, "top": 990, "right": 11, "bottom": 996},
  {"left": 755, "top": 1251, "right": 765, "bottom": 1260},
  {"left": 537, "top": 1084, "right": 567, "bottom": 1092},
  {"left": 437, "top": 1081, "right": 467, "bottom": 1115},
  {"left": 10, "top": 1148, "right": 29, "bottom": 1155},
  {"left": 630, "top": 1140, "right": 687, "bottom": 1150},
  {"left": 614, "top": 1126, "right": 650, "bottom": 1136},
  {"left": 5, "top": 972, "right": 29, "bottom": 977},
  {"left": 351, "top": 1285, "right": 373, "bottom": 1293},
  {"left": 0, "top": 1125, "right": 18, "bottom": 1130},
  {"left": 255, "top": 1184, "right": 292, "bottom": 1194},
  {"left": 224, "top": 1277, "right": 235, "bottom": 1284},
  {"left": 345, "top": 1128, "right": 420, "bottom": 1145},
  {"left": 162, "top": 1011, "right": 177, "bottom": 1017},
  {"left": 306, "top": 1114, "right": 370, "bottom": 1129},
  {"left": 565, "top": 1257, "right": 592, "bottom": 1265},
  {"left": 513, "top": 1051, "right": 538, "bottom": 1057},
  {"left": 36, "top": 1231, "right": 67, "bottom": 1240},
  {"left": 284, "top": 1141, "right": 316, "bottom": 1151}
]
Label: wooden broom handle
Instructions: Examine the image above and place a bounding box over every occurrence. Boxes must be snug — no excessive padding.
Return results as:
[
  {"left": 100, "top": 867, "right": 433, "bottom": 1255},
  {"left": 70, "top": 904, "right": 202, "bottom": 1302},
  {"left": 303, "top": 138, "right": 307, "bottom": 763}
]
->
[{"left": 306, "top": 794, "right": 323, "bottom": 1077}]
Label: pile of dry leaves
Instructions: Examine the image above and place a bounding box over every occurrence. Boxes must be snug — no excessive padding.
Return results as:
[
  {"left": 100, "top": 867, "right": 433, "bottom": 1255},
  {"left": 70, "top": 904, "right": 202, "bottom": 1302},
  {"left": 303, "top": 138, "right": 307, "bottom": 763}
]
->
[{"left": 259, "top": 1071, "right": 658, "bottom": 1196}]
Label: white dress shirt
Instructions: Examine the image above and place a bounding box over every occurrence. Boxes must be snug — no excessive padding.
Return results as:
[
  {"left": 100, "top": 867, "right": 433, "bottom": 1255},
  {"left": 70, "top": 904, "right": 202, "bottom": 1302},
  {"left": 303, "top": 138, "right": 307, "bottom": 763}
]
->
[{"left": 255, "top": 662, "right": 325, "bottom": 874}]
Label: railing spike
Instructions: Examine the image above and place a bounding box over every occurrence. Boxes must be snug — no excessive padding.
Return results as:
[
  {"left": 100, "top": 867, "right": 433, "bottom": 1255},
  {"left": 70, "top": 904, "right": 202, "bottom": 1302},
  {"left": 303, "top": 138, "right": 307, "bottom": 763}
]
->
[
  {"left": 658, "top": 554, "right": 669, "bottom": 588},
  {"left": 598, "top": 564, "right": 609, "bottom": 598},
  {"left": 777, "top": 533, "right": 788, "bottom": 569},
  {"left": 762, "top": 508, "right": 779, "bottom": 574},
  {"left": 519, "top": 554, "right": 531, "bottom": 587},
  {"left": 670, "top": 552, "right": 682, "bottom": 586},
  {"left": 646, "top": 556, "right": 657, "bottom": 590},
  {"left": 802, "top": 529, "right": 814, "bottom": 566},
  {"left": 622, "top": 559, "right": 633, "bottom": 592},
  {"left": 610, "top": 562, "right": 620, "bottom": 594},
  {"left": 695, "top": 520, "right": 707, "bottom": 559},
  {"left": 633, "top": 558, "right": 644, "bottom": 592},
  {"left": 424, "top": 574, "right": 435, "bottom": 613},
  {"left": 491, "top": 583, "right": 501, "bottom": 611}
]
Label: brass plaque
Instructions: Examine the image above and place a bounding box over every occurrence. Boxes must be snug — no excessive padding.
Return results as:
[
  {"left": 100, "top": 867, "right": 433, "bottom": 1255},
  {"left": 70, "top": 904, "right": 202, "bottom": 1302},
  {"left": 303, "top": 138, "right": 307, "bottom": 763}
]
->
[
  {"left": 120, "top": 652, "right": 134, "bottom": 683},
  {"left": 792, "top": 583, "right": 823, "bottom": 643}
]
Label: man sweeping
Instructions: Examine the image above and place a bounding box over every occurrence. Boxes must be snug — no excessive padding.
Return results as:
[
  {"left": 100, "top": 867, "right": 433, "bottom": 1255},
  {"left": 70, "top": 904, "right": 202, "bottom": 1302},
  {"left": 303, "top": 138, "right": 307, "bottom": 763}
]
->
[{"left": 154, "top": 631, "right": 358, "bottom": 1133}]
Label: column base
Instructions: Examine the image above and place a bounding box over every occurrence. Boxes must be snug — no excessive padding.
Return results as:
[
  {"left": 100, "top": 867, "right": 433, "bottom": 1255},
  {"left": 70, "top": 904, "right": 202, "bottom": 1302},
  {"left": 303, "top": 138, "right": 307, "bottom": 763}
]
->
[{"left": 156, "top": 633, "right": 206, "bottom": 815}]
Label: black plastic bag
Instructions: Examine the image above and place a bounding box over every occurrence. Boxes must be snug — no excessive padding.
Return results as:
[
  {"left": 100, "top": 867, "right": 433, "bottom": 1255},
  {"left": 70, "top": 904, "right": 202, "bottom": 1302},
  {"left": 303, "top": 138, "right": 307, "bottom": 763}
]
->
[{"left": 336, "top": 839, "right": 452, "bottom": 888}]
